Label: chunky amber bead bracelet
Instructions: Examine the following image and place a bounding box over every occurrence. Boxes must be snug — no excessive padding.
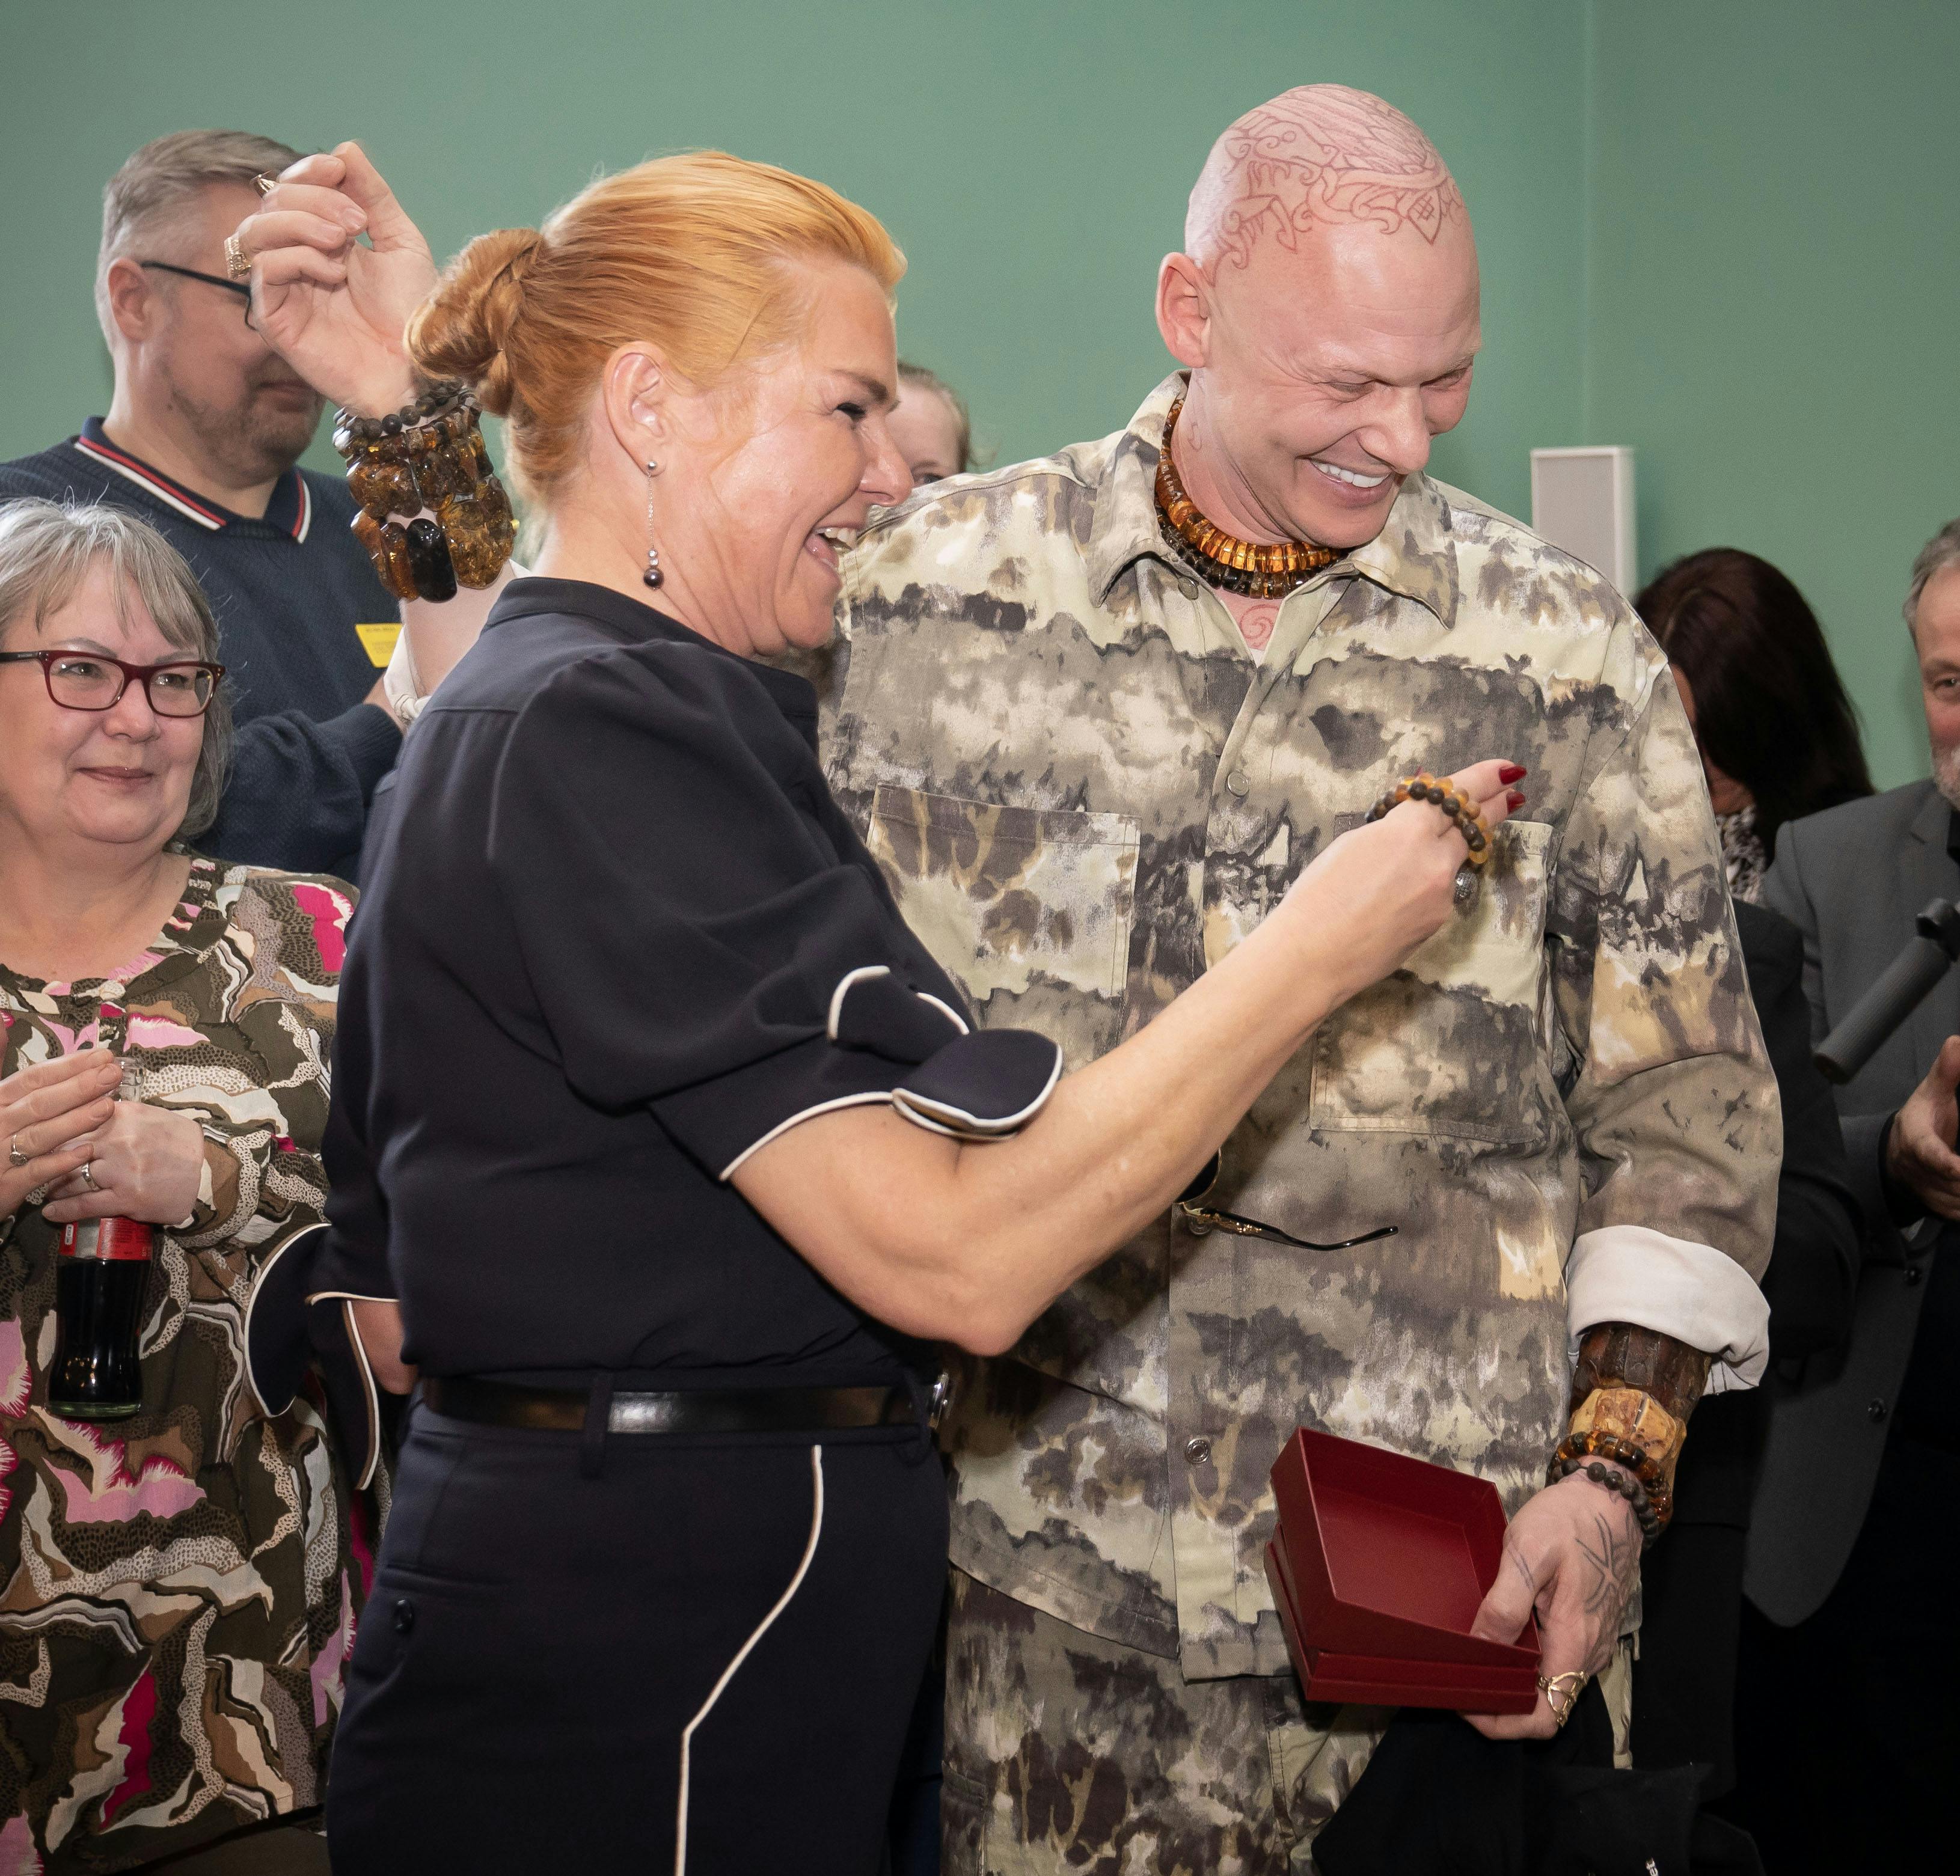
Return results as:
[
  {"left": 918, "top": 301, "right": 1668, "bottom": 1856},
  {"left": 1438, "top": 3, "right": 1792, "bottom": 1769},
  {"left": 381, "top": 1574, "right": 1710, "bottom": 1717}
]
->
[
  {"left": 334, "top": 381, "right": 518, "bottom": 602},
  {"left": 1362, "top": 772, "right": 1495, "bottom": 866},
  {"left": 1549, "top": 1427, "right": 1674, "bottom": 1542}
]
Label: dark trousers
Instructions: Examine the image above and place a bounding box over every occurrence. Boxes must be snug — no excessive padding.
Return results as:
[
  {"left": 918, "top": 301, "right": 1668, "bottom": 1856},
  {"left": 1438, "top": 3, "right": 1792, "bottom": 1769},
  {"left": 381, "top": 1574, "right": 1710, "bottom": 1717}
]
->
[
  {"left": 1718, "top": 1435, "right": 1960, "bottom": 1869},
  {"left": 326, "top": 1400, "right": 948, "bottom": 1875}
]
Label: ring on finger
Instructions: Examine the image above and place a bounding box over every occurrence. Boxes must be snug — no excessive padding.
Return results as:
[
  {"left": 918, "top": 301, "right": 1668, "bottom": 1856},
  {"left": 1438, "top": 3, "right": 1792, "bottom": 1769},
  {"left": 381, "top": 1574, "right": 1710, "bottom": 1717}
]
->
[
  {"left": 1536, "top": 1669, "right": 1587, "bottom": 1729},
  {"left": 224, "top": 233, "right": 251, "bottom": 282},
  {"left": 7, "top": 1134, "right": 26, "bottom": 1169},
  {"left": 1364, "top": 772, "right": 1494, "bottom": 867},
  {"left": 79, "top": 1159, "right": 98, "bottom": 1192},
  {"left": 254, "top": 173, "right": 277, "bottom": 196}
]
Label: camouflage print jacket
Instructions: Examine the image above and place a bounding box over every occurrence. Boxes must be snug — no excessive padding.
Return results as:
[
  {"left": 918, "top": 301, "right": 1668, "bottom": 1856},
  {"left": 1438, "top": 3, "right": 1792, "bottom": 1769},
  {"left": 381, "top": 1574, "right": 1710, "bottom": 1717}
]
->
[{"left": 821, "top": 373, "right": 1779, "bottom": 1681}]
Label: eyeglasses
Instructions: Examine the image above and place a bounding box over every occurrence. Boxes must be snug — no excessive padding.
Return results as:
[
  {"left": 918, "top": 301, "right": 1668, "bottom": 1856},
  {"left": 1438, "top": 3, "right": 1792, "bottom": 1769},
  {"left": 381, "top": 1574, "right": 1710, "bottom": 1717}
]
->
[
  {"left": 1174, "top": 1153, "right": 1397, "bottom": 1252},
  {"left": 0, "top": 650, "right": 226, "bottom": 717},
  {"left": 137, "top": 260, "right": 254, "bottom": 327}
]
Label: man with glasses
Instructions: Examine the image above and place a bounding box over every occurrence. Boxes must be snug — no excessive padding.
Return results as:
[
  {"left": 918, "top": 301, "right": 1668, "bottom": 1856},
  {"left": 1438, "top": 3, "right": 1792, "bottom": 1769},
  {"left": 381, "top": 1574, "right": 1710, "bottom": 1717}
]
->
[{"left": 0, "top": 130, "right": 404, "bottom": 874}]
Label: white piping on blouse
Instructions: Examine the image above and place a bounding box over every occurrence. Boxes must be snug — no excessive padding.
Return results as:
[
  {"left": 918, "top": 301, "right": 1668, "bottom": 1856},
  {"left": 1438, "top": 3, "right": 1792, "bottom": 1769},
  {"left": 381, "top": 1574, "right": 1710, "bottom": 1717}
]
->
[
  {"left": 826, "top": 965, "right": 892, "bottom": 1040},
  {"left": 302, "top": 1292, "right": 390, "bottom": 1489},
  {"left": 717, "top": 1090, "right": 892, "bottom": 1182},
  {"left": 240, "top": 1221, "right": 328, "bottom": 1416},
  {"left": 914, "top": 992, "right": 970, "bottom": 1036},
  {"left": 891, "top": 1039, "right": 1064, "bottom": 1137},
  {"left": 675, "top": 1444, "right": 825, "bottom": 1876}
]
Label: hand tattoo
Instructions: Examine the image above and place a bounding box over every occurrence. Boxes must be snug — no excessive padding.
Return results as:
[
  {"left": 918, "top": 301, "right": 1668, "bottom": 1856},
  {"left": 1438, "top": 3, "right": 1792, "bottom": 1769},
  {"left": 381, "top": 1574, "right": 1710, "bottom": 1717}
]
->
[
  {"left": 1504, "top": 1532, "right": 1537, "bottom": 1599},
  {"left": 1573, "top": 1507, "right": 1641, "bottom": 1630}
]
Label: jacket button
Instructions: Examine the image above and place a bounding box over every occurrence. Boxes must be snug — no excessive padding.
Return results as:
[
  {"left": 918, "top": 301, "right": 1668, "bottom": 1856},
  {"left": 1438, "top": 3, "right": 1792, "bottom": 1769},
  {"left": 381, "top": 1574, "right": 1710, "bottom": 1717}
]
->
[
  {"left": 1905, "top": 1264, "right": 1925, "bottom": 1286},
  {"left": 392, "top": 1597, "right": 415, "bottom": 1634},
  {"left": 1867, "top": 1398, "right": 1888, "bottom": 1423},
  {"left": 1179, "top": 579, "right": 1200, "bottom": 600},
  {"left": 1225, "top": 769, "right": 1250, "bottom": 797},
  {"left": 1185, "top": 1436, "right": 1211, "bottom": 1464}
]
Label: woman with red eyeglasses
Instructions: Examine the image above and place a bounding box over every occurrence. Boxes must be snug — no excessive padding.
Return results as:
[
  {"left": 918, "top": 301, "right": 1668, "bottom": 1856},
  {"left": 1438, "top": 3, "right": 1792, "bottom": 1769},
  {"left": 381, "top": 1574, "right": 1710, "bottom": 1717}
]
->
[{"left": 0, "top": 496, "right": 369, "bottom": 1873}]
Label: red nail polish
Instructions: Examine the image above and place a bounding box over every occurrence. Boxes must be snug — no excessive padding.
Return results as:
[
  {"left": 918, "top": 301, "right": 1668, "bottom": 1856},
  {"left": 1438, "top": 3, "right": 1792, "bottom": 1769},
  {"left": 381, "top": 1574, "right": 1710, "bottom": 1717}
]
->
[
  {"left": 1499, "top": 763, "right": 1528, "bottom": 784},
  {"left": 1507, "top": 789, "right": 1526, "bottom": 811}
]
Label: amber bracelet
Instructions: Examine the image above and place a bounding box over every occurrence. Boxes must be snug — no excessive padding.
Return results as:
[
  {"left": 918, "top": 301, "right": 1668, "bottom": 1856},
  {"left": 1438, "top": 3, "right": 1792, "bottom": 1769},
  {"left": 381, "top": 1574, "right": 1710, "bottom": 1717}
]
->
[
  {"left": 1568, "top": 1384, "right": 1686, "bottom": 1486},
  {"left": 1550, "top": 1426, "right": 1674, "bottom": 1534},
  {"left": 1362, "top": 772, "right": 1493, "bottom": 866},
  {"left": 334, "top": 381, "right": 516, "bottom": 601}
]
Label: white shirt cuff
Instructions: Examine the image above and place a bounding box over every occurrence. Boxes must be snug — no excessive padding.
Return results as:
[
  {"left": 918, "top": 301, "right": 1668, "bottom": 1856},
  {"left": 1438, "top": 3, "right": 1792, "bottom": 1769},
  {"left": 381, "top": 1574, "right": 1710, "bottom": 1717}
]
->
[{"left": 1564, "top": 1224, "right": 1770, "bottom": 1393}]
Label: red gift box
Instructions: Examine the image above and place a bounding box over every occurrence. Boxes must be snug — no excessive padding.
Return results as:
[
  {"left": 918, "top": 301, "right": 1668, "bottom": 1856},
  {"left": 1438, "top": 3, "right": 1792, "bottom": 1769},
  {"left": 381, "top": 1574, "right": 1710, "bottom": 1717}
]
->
[{"left": 1265, "top": 1427, "right": 1541, "bottom": 1713}]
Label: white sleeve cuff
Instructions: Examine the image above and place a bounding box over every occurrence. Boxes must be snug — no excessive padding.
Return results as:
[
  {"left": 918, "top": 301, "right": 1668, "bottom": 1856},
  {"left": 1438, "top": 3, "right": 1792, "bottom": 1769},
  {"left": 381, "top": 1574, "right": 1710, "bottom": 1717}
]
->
[{"left": 1563, "top": 1224, "right": 1770, "bottom": 1394}]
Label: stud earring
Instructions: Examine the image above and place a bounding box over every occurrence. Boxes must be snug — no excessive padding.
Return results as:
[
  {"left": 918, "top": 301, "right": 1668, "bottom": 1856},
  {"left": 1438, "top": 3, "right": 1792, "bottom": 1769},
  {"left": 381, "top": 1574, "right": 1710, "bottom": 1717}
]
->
[{"left": 643, "top": 459, "right": 663, "bottom": 589}]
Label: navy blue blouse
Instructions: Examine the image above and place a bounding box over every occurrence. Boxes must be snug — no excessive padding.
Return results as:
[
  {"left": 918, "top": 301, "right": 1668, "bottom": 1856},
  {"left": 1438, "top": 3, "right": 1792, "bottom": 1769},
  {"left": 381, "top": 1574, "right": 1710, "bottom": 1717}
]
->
[{"left": 272, "top": 578, "right": 1056, "bottom": 1402}]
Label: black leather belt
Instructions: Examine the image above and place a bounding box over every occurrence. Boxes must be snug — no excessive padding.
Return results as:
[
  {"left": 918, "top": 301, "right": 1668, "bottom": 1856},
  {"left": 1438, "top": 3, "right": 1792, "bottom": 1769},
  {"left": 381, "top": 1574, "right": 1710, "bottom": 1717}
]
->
[{"left": 423, "top": 1375, "right": 945, "bottom": 1436}]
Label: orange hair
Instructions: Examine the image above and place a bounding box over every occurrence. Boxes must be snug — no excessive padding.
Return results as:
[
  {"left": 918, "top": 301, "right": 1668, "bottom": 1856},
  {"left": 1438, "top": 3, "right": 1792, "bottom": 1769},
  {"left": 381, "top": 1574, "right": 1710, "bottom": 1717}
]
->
[{"left": 408, "top": 150, "right": 905, "bottom": 503}]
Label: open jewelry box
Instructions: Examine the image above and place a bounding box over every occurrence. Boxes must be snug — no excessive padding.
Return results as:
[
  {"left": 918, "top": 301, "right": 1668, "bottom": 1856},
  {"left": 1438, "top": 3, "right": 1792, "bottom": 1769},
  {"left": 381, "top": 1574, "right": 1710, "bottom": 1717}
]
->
[{"left": 1264, "top": 1426, "right": 1542, "bottom": 1714}]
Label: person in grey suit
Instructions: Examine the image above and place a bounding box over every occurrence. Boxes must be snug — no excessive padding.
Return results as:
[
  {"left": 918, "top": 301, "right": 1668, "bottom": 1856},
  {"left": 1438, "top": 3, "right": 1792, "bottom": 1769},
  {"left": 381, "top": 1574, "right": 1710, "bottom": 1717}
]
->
[
  {"left": 1633, "top": 552, "right": 1863, "bottom": 1835},
  {"left": 1749, "top": 515, "right": 1960, "bottom": 1869}
]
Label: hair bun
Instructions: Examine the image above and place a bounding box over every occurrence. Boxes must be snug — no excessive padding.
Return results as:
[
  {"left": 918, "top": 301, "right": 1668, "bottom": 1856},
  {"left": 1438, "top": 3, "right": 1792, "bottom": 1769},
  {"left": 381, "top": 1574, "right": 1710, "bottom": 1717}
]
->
[{"left": 406, "top": 227, "right": 542, "bottom": 417}]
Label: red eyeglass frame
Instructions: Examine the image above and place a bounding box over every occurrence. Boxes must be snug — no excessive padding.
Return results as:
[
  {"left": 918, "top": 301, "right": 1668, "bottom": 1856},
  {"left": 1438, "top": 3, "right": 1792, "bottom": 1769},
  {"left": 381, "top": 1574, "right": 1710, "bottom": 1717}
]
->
[{"left": 0, "top": 649, "right": 228, "bottom": 716}]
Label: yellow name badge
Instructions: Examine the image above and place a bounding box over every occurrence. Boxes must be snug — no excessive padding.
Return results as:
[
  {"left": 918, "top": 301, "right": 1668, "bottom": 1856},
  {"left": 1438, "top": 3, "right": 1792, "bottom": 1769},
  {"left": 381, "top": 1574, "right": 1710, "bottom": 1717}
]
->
[{"left": 355, "top": 623, "right": 402, "bottom": 668}]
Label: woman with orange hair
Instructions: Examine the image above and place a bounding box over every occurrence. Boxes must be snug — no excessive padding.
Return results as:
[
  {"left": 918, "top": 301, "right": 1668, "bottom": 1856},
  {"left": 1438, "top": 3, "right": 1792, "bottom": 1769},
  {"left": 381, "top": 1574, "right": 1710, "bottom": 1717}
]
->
[{"left": 230, "top": 146, "right": 1517, "bottom": 1874}]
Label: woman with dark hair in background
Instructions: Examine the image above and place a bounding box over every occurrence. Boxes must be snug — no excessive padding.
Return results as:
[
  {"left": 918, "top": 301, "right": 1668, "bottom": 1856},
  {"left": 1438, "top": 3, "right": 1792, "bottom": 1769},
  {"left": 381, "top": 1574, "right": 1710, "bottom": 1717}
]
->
[
  {"left": 1637, "top": 547, "right": 1873, "bottom": 902},
  {"left": 1628, "top": 548, "right": 1864, "bottom": 1839}
]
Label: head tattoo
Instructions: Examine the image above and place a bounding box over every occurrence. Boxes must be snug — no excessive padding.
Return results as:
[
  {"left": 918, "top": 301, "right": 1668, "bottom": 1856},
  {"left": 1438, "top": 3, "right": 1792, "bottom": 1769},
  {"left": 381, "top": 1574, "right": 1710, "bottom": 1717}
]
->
[{"left": 1187, "top": 84, "right": 1465, "bottom": 270}]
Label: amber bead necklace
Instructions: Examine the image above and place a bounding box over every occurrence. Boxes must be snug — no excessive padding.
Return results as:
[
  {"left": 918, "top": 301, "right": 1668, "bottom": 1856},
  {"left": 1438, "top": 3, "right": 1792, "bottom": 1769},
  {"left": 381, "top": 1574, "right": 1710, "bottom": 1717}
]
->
[{"left": 1154, "top": 393, "right": 1338, "bottom": 599}]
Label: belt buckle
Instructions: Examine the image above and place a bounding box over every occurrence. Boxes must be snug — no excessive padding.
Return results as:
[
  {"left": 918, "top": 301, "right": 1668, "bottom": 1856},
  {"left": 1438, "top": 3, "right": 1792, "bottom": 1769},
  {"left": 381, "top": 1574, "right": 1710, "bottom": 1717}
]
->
[{"left": 926, "top": 1368, "right": 958, "bottom": 1432}]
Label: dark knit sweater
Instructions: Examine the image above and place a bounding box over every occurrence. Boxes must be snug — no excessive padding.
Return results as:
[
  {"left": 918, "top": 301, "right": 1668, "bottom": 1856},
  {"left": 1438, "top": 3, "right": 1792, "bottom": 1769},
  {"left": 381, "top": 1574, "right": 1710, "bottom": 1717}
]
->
[{"left": 0, "top": 419, "right": 402, "bottom": 875}]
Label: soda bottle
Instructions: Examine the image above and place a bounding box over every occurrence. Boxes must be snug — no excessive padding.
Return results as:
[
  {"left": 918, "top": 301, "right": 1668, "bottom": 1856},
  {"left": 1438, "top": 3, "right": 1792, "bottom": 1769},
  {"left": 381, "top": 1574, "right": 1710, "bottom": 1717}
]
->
[
  {"left": 47, "top": 1054, "right": 152, "bottom": 1420},
  {"left": 49, "top": 1218, "right": 153, "bottom": 1418}
]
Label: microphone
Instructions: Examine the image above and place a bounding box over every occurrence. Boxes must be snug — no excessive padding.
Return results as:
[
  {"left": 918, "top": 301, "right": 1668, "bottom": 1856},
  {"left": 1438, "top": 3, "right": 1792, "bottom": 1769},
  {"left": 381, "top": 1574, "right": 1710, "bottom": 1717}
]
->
[{"left": 1815, "top": 899, "right": 1960, "bottom": 1085}]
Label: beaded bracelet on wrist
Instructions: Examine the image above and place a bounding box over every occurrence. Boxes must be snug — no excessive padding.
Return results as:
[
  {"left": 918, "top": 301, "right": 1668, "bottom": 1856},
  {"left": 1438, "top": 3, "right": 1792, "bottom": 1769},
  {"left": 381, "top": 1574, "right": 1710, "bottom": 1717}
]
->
[
  {"left": 333, "top": 379, "right": 516, "bottom": 602},
  {"left": 1550, "top": 1427, "right": 1674, "bottom": 1535},
  {"left": 1362, "top": 772, "right": 1494, "bottom": 866},
  {"left": 1549, "top": 1454, "right": 1663, "bottom": 1548}
]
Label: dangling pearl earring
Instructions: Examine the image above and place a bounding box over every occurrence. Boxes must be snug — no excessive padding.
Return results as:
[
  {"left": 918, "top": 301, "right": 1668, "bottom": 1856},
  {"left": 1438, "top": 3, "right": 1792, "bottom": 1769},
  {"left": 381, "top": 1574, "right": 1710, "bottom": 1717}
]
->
[{"left": 643, "top": 458, "right": 664, "bottom": 589}]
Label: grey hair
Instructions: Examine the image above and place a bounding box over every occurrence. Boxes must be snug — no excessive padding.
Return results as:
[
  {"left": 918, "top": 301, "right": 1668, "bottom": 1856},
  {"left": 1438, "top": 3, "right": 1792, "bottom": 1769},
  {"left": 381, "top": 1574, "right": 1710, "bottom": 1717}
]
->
[
  {"left": 1905, "top": 517, "right": 1960, "bottom": 637},
  {"left": 0, "top": 500, "right": 233, "bottom": 840},
  {"left": 95, "top": 129, "right": 301, "bottom": 344}
]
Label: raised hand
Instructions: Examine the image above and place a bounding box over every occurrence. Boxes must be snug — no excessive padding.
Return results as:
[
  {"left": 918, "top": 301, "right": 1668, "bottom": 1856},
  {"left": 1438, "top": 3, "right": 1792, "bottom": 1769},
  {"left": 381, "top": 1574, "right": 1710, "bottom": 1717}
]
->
[
  {"left": 232, "top": 141, "right": 438, "bottom": 417},
  {"left": 1460, "top": 1468, "right": 1642, "bottom": 1740}
]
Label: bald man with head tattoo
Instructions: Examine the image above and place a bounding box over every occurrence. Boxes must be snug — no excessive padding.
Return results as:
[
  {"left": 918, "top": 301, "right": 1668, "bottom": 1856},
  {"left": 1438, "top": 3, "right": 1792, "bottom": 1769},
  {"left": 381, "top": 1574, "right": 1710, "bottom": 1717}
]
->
[{"left": 817, "top": 85, "right": 1778, "bottom": 1869}]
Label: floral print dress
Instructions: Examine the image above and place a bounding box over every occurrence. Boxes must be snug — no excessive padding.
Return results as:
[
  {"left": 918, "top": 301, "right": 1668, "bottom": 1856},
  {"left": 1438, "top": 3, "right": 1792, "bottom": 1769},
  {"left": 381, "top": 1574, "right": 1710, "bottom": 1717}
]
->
[{"left": 0, "top": 856, "right": 369, "bottom": 1874}]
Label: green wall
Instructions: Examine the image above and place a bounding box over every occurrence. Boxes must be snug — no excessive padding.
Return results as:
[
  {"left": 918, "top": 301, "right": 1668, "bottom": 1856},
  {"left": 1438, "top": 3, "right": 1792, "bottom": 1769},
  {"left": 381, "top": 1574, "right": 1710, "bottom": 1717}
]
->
[
  {"left": 0, "top": 1, "right": 1581, "bottom": 519},
  {"left": 1584, "top": 1, "right": 1960, "bottom": 789},
  {"left": 4, "top": 2, "right": 1950, "bottom": 788}
]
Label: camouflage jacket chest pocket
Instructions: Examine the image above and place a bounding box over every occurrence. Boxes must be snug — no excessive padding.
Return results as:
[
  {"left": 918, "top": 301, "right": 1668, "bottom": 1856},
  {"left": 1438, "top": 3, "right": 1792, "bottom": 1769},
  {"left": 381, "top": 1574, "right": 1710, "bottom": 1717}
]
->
[
  {"left": 865, "top": 785, "right": 1138, "bottom": 1059},
  {"left": 1311, "top": 818, "right": 1556, "bottom": 1144}
]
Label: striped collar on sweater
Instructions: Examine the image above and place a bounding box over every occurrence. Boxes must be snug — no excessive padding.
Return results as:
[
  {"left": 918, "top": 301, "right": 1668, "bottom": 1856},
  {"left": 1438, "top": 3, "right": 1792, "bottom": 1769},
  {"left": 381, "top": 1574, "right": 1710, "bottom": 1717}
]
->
[{"left": 72, "top": 417, "right": 312, "bottom": 540}]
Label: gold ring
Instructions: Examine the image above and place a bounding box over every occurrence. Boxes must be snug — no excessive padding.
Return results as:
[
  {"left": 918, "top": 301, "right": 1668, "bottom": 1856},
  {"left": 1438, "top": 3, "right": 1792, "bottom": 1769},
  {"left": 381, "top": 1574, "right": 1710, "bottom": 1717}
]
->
[
  {"left": 254, "top": 172, "right": 278, "bottom": 196},
  {"left": 7, "top": 1135, "right": 26, "bottom": 1169},
  {"left": 79, "top": 1159, "right": 98, "bottom": 1192},
  {"left": 1536, "top": 1669, "right": 1586, "bottom": 1729},
  {"left": 224, "top": 233, "right": 251, "bottom": 283}
]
